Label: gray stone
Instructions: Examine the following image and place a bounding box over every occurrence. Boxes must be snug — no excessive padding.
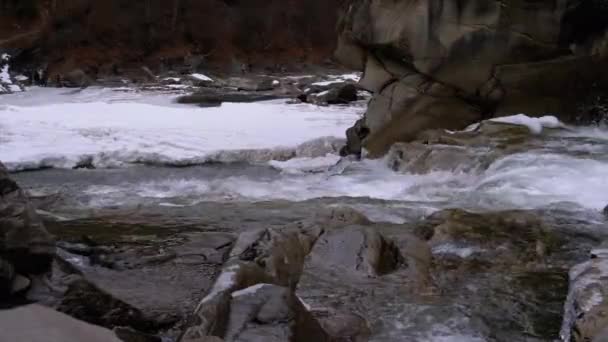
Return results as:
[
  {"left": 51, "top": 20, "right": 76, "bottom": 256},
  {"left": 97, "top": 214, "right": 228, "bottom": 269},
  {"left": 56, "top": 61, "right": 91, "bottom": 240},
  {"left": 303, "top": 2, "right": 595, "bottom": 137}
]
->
[
  {"left": 303, "top": 225, "right": 402, "bottom": 278},
  {"left": 226, "top": 284, "right": 329, "bottom": 342},
  {"left": 0, "top": 304, "right": 122, "bottom": 342}
]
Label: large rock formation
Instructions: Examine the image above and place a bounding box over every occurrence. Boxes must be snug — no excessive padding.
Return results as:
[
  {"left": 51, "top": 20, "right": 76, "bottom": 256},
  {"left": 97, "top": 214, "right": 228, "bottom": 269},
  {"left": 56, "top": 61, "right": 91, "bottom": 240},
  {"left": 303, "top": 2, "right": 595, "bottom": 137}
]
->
[
  {"left": 0, "top": 304, "right": 123, "bottom": 342},
  {"left": 337, "top": 0, "right": 608, "bottom": 156}
]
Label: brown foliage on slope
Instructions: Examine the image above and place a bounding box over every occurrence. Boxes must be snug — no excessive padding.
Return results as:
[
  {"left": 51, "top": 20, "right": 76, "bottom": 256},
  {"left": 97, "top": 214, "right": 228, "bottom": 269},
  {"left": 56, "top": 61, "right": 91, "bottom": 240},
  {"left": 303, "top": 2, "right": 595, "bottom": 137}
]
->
[{"left": 0, "top": 0, "right": 344, "bottom": 74}]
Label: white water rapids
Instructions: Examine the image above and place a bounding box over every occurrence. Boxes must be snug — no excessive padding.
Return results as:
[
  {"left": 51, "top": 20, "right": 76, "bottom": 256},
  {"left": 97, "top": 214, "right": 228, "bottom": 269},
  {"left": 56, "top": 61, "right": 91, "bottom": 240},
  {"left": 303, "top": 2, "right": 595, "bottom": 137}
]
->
[{"left": 2, "top": 87, "right": 608, "bottom": 216}]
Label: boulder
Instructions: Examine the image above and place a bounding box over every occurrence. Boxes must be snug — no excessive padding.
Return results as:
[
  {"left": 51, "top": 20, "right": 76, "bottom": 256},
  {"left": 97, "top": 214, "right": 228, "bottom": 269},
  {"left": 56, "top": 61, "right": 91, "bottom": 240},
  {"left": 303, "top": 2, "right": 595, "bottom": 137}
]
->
[
  {"left": 224, "top": 284, "right": 329, "bottom": 342},
  {"left": 181, "top": 262, "right": 275, "bottom": 340},
  {"left": 0, "top": 161, "right": 54, "bottom": 292},
  {"left": 337, "top": 0, "right": 608, "bottom": 156},
  {"left": 560, "top": 243, "right": 608, "bottom": 342},
  {"left": 303, "top": 225, "right": 402, "bottom": 278},
  {"left": 307, "top": 84, "right": 358, "bottom": 105},
  {"left": 61, "top": 69, "right": 91, "bottom": 88},
  {"left": 228, "top": 225, "right": 322, "bottom": 288},
  {"left": 295, "top": 224, "right": 430, "bottom": 341},
  {"left": 0, "top": 304, "right": 123, "bottom": 342},
  {"left": 414, "top": 209, "right": 558, "bottom": 263}
]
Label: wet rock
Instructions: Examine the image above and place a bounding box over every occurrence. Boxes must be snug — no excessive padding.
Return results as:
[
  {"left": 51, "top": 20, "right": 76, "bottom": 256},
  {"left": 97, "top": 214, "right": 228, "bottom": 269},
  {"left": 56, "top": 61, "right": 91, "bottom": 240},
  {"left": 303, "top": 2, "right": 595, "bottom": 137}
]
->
[
  {"left": 337, "top": 0, "right": 608, "bottom": 156},
  {"left": 314, "top": 206, "right": 371, "bottom": 228},
  {"left": 417, "top": 209, "right": 576, "bottom": 339},
  {"left": 226, "top": 77, "right": 277, "bottom": 92},
  {"left": 181, "top": 261, "right": 275, "bottom": 339},
  {"left": 0, "top": 304, "right": 123, "bottom": 342},
  {"left": 386, "top": 142, "right": 492, "bottom": 174},
  {"left": 176, "top": 90, "right": 284, "bottom": 107},
  {"left": 57, "top": 278, "right": 166, "bottom": 332},
  {"left": 228, "top": 225, "right": 322, "bottom": 288},
  {"left": 308, "top": 84, "right": 358, "bottom": 105},
  {"left": 304, "top": 225, "right": 402, "bottom": 278},
  {"left": 313, "top": 310, "right": 371, "bottom": 342},
  {"left": 62, "top": 69, "right": 91, "bottom": 88},
  {"left": 49, "top": 230, "right": 227, "bottom": 339},
  {"left": 0, "top": 257, "right": 15, "bottom": 299},
  {"left": 224, "top": 284, "right": 329, "bottom": 342},
  {"left": 561, "top": 242, "right": 608, "bottom": 342},
  {"left": 296, "top": 224, "right": 431, "bottom": 341},
  {"left": 415, "top": 209, "right": 557, "bottom": 262},
  {"left": 113, "top": 327, "right": 162, "bottom": 342},
  {"left": 0, "top": 161, "right": 54, "bottom": 288},
  {"left": 340, "top": 118, "right": 369, "bottom": 157}
]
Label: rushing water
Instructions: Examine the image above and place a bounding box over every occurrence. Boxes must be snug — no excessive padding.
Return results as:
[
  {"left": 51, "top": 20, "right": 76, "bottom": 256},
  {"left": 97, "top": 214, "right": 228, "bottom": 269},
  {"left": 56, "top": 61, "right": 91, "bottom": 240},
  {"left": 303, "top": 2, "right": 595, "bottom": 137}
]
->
[{"left": 3, "top": 87, "right": 608, "bottom": 341}]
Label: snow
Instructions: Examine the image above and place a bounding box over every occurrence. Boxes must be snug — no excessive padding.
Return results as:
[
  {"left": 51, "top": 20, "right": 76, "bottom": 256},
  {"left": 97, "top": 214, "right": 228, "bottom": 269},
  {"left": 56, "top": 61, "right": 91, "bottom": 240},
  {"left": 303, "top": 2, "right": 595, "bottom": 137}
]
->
[
  {"left": 163, "top": 77, "right": 181, "bottom": 82},
  {"left": 190, "top": 73, "right": 213, "bottom": 82},
  {"left": 489, "top": 114, "right": 563, "bottom": 134},
  {"left": 312, "top": 73, "right": 361, "bottom": 86},
  {"left": 231, "top": 283, "right": 270, "bottom": 297},
  {"left": 0, "top": 64, "right": 10, "bottom": 83},
  {"left": 166, "top": 84, "right": 190, "bottom": 89},
  {"left": 269, "top": 154, "right": 341, "bottom": 174},
  {"left": 1, "top": 53, "right": 9, "bottom": 61},
  {"left": 272, "top": 80, "right": 280, "bottom": 86},
  {"left": 312, "top": 80, "right": 343, "bottom": 86},
  {"left": 14, "top": 75, "right": 28, "bottom": 82},
  {"left": 432, "top": 244, "right": 480, "bottom": 258},
  {"left": 0, "top": 88, "right": 360, "bottom": 171}
]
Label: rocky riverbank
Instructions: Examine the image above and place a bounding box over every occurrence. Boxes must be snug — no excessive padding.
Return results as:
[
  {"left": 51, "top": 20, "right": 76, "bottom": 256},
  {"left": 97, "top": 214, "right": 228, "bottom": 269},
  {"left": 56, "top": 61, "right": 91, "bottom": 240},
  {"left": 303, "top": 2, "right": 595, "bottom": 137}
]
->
[{"left": 4, "top": 172, "right": 608, "bottom": 341}]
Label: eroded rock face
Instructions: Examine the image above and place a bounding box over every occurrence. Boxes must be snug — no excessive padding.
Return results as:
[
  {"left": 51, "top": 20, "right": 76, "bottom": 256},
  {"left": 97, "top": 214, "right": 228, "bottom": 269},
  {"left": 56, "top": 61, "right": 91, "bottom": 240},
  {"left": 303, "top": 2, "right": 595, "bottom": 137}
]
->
[{"left": 337, "top": 0, "right": 608, "bottom": 156}]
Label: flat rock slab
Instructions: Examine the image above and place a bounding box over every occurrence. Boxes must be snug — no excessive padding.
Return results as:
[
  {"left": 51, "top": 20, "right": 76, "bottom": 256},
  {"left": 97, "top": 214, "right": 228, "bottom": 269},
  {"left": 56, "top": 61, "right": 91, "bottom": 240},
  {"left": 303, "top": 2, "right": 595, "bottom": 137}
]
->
[{"left": 0, "top": 304, "right": 122, "bottom": 342}]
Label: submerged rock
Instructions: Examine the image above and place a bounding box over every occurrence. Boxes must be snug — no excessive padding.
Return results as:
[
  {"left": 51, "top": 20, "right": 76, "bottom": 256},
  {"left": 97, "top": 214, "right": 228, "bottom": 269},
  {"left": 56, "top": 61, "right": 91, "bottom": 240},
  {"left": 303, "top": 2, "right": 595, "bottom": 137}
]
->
[{"left": 337, "top": 0, "right": 608, "bottom": 156}]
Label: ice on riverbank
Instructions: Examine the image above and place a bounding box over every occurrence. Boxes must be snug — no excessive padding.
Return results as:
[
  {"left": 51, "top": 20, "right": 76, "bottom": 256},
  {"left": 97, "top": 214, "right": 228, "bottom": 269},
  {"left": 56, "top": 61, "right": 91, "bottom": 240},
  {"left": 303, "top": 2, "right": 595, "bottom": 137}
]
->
[{"left": 0, "top": 88, "right": 360, "bottom": 171}]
